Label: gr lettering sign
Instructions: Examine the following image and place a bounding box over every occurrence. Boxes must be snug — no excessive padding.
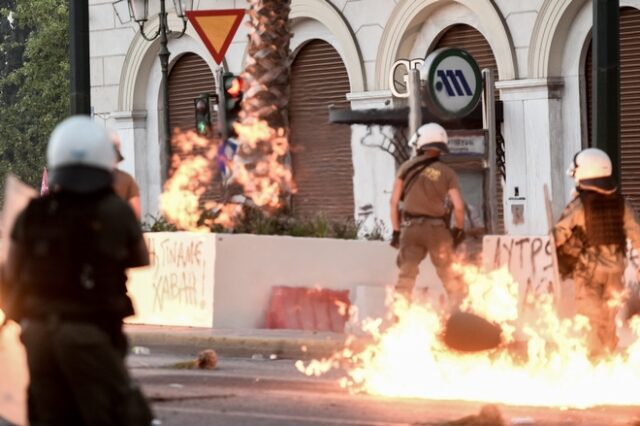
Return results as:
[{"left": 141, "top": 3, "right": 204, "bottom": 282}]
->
[
  {"left": 389, "top": 58, "right": 425, "bottom": 98},
  {"left": 422, "top": 48, "right": 482, "bottom": 119}
]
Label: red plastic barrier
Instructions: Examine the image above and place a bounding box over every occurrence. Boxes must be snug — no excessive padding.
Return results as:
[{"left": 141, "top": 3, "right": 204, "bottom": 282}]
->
[{"left": 265, "top": 286, "right": 350, "bottom": 332}]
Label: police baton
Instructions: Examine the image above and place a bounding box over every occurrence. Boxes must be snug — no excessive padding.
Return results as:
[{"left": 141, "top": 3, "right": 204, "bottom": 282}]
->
[{"left": 544, "top": 184, "right": 563, "bottom": 311}]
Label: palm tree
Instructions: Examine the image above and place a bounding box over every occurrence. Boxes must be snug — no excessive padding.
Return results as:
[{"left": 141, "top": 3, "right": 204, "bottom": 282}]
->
[
  {"left": 241, "top": 0, "right": 291, "bottom": 130},
  {"left": 233, "top": 0, "right": 293, "bottom": 210}
]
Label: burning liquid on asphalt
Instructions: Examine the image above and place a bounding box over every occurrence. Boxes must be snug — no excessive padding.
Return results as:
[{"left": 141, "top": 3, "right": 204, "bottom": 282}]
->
[{"left": 296, "top": 265, "right": 640, "bottom": 409}]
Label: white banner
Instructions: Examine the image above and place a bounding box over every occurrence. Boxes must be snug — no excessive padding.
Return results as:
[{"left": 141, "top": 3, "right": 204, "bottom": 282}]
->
[{"left": 126, "top": 232, "right": 216, "bottom": 327}]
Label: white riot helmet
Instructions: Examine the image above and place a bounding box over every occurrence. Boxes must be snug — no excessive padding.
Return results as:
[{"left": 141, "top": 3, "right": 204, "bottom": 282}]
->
[
  {"left": 408, "top": 123, "right": 449, "bottom": 154},
  {"left": 567, "top": 148, "right": 616, "bottom": 192},
  {"left": 47, "top": 115, "right": 116, "bottom": 193}
]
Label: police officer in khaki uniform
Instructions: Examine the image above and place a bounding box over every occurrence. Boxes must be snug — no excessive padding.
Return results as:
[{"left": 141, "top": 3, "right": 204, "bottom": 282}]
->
[
  {"left": 390, "top": 123, "right": 466, "bottom": 308},
  {"left": 554, "top": 148, "right": 640, "bottom": 358}
]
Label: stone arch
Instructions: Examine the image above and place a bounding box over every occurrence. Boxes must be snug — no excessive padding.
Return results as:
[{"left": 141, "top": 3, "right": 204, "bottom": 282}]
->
[
  {"left": 117, "top": 14, "right": 222, "bottom": 112},
  {"left": 116, "top": 13, "right": 224, "bottom": 215},
  {"left": 540, "top": 0, "right": 640, "bottom": 201},
  {"left": 528, "top": 0, "right": 590, "bottom": 78},
  {"left": 290, "top": 0, "right": 365, "bottom": 92},
  {"left": 375, "top": 0, "right": 516, "bottom": 90},
  {"left": 531, "top": 0, "right": 640, "bottom": 78}
]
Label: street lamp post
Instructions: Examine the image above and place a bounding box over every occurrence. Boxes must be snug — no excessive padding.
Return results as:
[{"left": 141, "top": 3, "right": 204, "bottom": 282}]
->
[{"left": 114, "top": 0, "right": 193, "bottom": 179}]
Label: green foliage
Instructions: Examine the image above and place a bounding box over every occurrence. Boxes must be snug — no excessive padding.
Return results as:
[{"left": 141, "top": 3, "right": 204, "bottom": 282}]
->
[
  {"left": 360, "top": 218, "right": 387, "bottom": 241},
  {"left": 0, "top": 0, "right": 69, "bottom": 198},
  {"left": 0, "top": 0, "right": 28, "bottom": 106},
  {"left": 229, "top": 208, "right": 360, "bottom": 239},
  {"left": 144, "top": 207, "right": 366, "bottom": 240},
  {"left": 141, "top": 214, "right": 178, "bottom": 232}
]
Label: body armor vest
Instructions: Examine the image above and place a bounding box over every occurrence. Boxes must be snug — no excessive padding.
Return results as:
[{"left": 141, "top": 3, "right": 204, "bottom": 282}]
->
[
  {"left": 580, "top": 190, "right": 626, "bottom": 249},
  {"left": 18, "top": 189, "right": 133, "bottom": 320}
]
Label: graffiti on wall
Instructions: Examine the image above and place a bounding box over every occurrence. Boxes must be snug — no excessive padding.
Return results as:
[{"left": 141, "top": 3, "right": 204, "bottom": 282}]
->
[
  {"left": 148, "top": 237, "right": 206, "bottom": 312},
  {"left": 484, "top": 236, "right": 554, "bottom": 293},
  {"left": 483, "top": 235, "right": 640, "bottom": 316},
  {"left": 127, "top": 233, "right": 215, "bottom": 327}
]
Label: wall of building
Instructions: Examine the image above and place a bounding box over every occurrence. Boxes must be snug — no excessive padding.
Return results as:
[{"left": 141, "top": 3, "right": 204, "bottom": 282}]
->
[{"left": 89, "top": 0, "right": 638, "bottom": 237}]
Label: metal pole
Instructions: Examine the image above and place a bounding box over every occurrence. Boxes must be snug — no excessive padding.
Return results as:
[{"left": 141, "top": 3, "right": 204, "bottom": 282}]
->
[
  {"left": 408, "top": 69, "right": 422, "bottom": 137},
  {"left": 69, "top": 0, "right": 91, "bottom": 115},
  {"left": 159, "top": 0, "right": 171, "bottom": 182},
  {"left": 216, "top": 68, "right": 228, "bottom": 141},
  {"left": 482, "top": 69, "right": 498, "bottom": 234},
  {"left": 593, "top": 0, "right": 620, "bottom": 181}
]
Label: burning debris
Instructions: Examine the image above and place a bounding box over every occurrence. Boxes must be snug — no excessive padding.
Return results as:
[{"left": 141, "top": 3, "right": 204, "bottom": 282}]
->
[
  {"left": 171, "top": 349, "right": 218, "bottom": 370},
  {"left": 443, "top": 311, "right": 502, "bottom": 353},
  {"left": 419, "top": 404, "right": 505, "bottom": 426},
  {"left": 296, "top": 264, "right": 640, "bottom": 409},
  {"left": 159, "top": 122, "right": 294, "bottom": 231}
]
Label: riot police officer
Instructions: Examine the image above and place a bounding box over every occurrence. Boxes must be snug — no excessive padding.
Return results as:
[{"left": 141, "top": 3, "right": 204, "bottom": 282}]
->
[
  {"left": 2, "top": 115, "right": 152, "bottom": 425},
  {"left": 555, "top": 147, "right": 640, "bottom": 358}
]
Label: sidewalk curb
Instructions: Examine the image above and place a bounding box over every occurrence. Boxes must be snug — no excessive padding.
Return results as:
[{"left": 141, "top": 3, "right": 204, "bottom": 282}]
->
[{"left": 125, "top": 328, "right": 346, "bottom": 360}]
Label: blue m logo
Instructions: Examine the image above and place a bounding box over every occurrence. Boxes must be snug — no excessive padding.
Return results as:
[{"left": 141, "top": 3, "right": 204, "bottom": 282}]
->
[{"left": 435, "top": 70, "right": 473, "bottom": 97}]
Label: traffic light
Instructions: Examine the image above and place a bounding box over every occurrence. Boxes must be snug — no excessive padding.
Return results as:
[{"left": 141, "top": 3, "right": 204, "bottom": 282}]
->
[
  {"left": 219, "top": 72, "right": 244, "bottom": 139},
  {"left": 194, "top": 94, "right": 211, "bottom": 136}
]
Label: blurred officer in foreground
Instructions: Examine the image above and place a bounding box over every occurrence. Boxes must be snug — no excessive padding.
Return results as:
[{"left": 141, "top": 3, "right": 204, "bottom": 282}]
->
[
  {"left": 2, "top": 115, "right": 152, "bottom": 425},
  {"left": 110, "top": 131, "right": 142, "bottom": 220},
  {"left": 555, "top": 147, "right": 640, "bottom": 358},
  {"left": 389, "top": 123, "right": 467, "bottom": 309}
]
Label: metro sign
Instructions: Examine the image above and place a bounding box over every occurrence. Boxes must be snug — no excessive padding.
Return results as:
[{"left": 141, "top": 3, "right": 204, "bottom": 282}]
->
[{"left": 421, "top": 48, "right": 482, "bottom": 119}]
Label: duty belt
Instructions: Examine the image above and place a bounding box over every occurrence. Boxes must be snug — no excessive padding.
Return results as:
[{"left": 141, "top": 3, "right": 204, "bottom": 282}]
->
[{"left": 402, "top": 212, "right": 446, "bottom": 226}]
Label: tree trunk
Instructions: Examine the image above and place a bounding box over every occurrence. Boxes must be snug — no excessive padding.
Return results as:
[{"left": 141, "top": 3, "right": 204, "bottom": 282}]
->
[
  {"left": 240, "top": 0, "right": 291, "bottom": 130},
  {"left": 233, "top": 0, "right": 293, "bottom": 210}
]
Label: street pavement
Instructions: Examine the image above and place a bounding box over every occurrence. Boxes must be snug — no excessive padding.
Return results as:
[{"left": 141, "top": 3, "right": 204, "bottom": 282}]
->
[
  {"left": 126, "top": 348, "right": 640, "bottom": 426},
  {"left": 125, "top": 324, "right": 347, "bottom": 360},
  {"left": 4, "top": 325, "right": 640, "bottom": 425}
]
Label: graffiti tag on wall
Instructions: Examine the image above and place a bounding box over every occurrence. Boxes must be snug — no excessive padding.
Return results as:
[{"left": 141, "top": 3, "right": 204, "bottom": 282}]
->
[
  {"left": 126, "top": 233, "right": 215, "bottom": 327},
  {"left": 483, "top": 236, "right": 640, "bottom": 316}
]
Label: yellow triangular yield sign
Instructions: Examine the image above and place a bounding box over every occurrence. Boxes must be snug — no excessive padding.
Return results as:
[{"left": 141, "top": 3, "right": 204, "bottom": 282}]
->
[{"left": 187, "top": 10, "right": 245, "bottom": 65}]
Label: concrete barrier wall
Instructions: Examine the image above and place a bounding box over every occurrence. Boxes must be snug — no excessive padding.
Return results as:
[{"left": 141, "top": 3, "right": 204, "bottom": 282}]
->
[
  {"left": 127, "top": 233, "right": 640, "bottom": 328},
  {"left": 126, "top": 232, "right": 444, "bottom": 328},
  {"left": 127, "top": 233, "right": 216, "bottom": 327}
]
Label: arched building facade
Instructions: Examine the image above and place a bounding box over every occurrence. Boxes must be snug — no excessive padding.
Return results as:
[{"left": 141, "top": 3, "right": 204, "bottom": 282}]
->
[{"left": 89, "top": 0, "right": 640, "bottom": 236}]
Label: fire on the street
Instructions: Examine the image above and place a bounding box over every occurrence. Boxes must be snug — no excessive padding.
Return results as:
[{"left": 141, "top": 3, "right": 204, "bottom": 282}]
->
[
  {"left": 159, "top": 120, "right": 293, "bottom": 231},
  {"left": 157, "top": 124, "right": 640, "bottom": 410},
  {"left": 296, "top": 264, "right": 640, "bottom": 409}
]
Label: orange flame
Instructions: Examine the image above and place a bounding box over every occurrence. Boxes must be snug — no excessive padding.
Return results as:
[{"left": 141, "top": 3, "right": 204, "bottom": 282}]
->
[
  {"left": 159, "top": 130, "right": 227, "bottom": 231},
  {"left": 296, "top": 264, "right": 640, "bottom": 408},
  {"left": 159, "top": 119, "right": 294, "bottom": 231},
  {"left": 231, "top": 120, "right": 295, "bottom": 210}
]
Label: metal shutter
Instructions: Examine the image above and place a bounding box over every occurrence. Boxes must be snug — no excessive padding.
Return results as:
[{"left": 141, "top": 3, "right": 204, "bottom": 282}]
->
[
  {"left": 289, "top": 40, "right": 354, "bottom": 220},
  {"left": 167, "top": 53, "right": 222, "bottom": 202},
  {"left": 619, "top": 7, "right": 640, "bottom": 209},
  {"left": 433, "top": 24, "right": 505, "bottom": 233},
  {"left": 586, "top": 7, "right": 640, "bottom": 210}
]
